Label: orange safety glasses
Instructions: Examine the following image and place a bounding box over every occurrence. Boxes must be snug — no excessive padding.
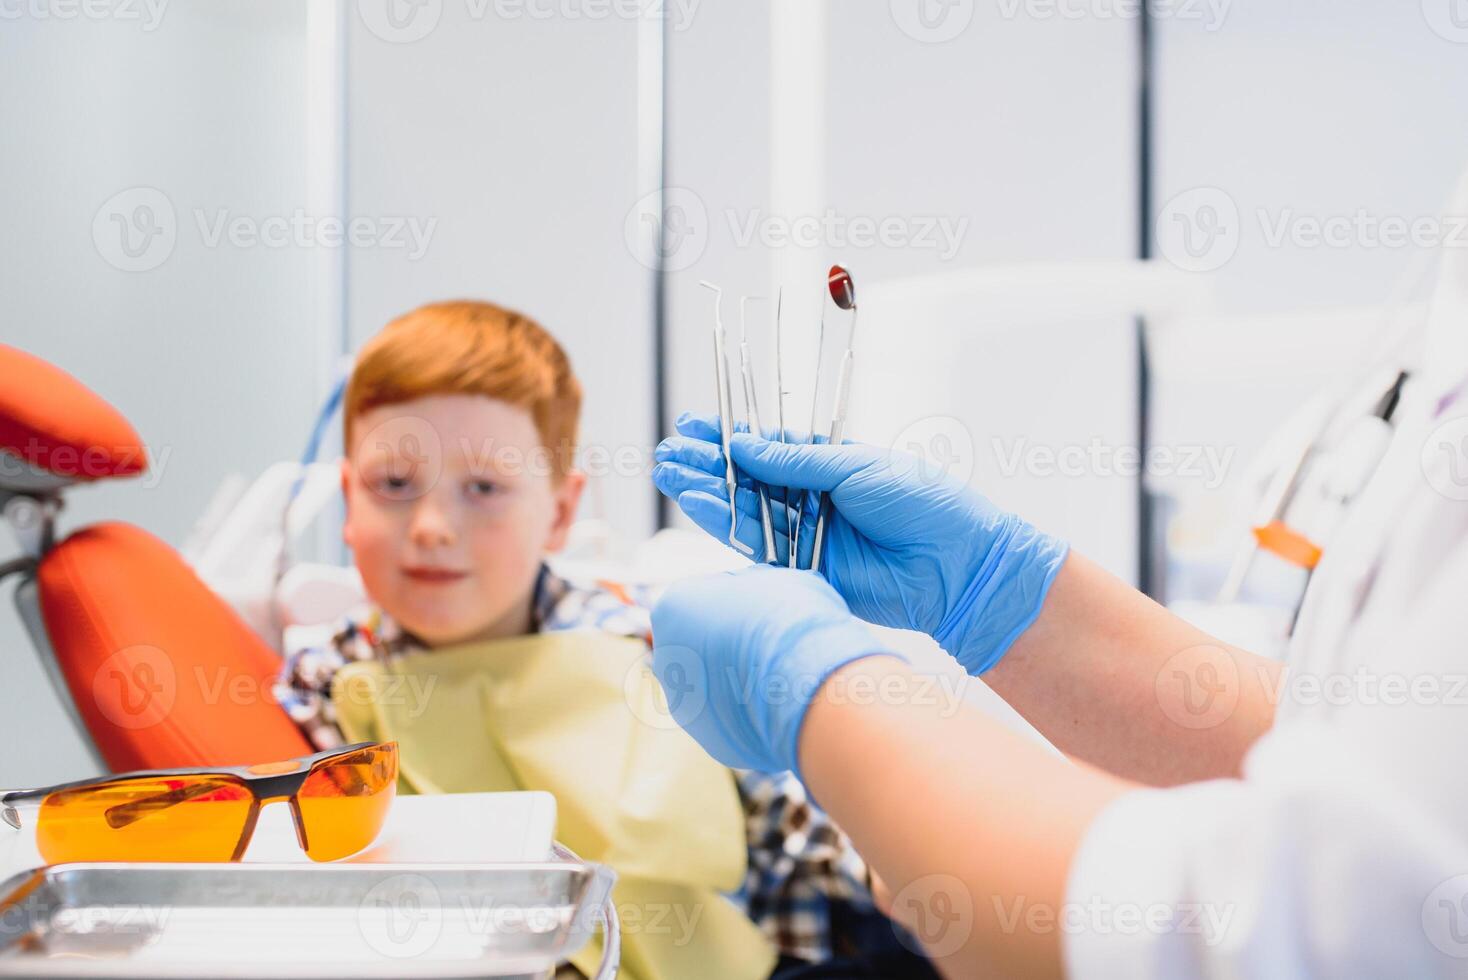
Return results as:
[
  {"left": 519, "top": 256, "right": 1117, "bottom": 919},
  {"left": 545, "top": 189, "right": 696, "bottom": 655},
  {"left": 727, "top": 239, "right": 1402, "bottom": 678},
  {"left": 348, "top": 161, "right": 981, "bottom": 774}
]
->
[{"left": 0, "top": 741, "right": 397, "bottom": 864}]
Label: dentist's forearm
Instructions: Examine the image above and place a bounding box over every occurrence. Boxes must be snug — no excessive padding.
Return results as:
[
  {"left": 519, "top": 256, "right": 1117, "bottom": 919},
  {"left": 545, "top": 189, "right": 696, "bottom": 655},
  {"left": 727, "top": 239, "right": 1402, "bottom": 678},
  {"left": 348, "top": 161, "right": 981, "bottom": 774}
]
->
[
  {"left": 799, "top": 656, "right": 1133, "bottom": 980},
  {"left": 983, "top": 552, "right": 1281, "bottom": 786}
]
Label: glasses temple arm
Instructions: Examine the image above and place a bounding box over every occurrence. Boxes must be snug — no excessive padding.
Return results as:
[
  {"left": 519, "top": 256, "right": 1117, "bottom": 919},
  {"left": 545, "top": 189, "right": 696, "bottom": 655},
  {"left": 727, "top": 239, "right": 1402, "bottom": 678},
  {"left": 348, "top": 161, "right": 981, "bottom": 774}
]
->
[{"left": 103, "top": 780, "right": 229, "bottom": 830}]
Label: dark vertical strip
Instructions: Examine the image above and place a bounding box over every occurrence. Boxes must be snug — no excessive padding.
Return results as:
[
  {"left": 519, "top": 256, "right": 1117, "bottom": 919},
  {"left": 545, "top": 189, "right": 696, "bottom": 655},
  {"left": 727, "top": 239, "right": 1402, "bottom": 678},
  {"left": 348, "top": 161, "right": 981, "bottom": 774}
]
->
[
  {"left": 653, "top": 8, "right": 672, "bottom": 531},
  {"left": 1136, "top": 0, "right": 1157, "bottom": 596}
]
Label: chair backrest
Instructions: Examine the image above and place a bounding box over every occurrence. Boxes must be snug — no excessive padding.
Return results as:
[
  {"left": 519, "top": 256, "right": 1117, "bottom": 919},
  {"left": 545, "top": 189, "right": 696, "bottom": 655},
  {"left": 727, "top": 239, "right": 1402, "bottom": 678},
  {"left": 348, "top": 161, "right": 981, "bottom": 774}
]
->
[
  {"left": 0, "top": 344, "right": 145, "bottom": 490},
  {"left": 0, "top": 343, "right": 311, "bottom": 770},
  {"left": 37, "top": 522, "right": 312, "bottom": 770}
]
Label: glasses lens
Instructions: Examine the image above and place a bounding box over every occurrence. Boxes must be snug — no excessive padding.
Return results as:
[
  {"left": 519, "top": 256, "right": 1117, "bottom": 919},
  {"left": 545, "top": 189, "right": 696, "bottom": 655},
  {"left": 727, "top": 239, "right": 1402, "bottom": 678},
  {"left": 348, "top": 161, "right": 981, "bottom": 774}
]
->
[
  {"left": 36, "top": 775, "right": 253, "bottom": 863},
  {"left": 296, "top": 743, "right": 397, "bottom": 861}
]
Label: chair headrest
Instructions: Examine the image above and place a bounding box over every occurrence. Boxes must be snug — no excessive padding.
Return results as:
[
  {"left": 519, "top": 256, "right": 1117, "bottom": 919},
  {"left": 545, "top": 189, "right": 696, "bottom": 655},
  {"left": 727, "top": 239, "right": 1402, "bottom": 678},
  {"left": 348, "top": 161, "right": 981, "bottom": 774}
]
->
[{"left": 0, "top": 344, "right": 146, "bottom": 486}]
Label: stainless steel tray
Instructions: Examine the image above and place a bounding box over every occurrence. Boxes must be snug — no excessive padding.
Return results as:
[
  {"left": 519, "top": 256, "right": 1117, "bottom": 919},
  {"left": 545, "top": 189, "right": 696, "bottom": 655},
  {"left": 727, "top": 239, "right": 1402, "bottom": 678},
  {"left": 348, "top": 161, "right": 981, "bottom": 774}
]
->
[{"left": 0, "top": 861, "right": 618, "bottom": 979}]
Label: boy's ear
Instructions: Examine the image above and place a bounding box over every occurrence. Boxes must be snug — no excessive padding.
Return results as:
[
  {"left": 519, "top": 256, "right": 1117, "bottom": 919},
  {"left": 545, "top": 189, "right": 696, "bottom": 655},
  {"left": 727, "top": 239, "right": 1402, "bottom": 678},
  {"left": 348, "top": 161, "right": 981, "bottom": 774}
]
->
[
  {"left": 544, "top": 470, "right": 587, "bottom": 554},
  {"left": 339, "top": 456, "right": 354, "bottom": 547}
]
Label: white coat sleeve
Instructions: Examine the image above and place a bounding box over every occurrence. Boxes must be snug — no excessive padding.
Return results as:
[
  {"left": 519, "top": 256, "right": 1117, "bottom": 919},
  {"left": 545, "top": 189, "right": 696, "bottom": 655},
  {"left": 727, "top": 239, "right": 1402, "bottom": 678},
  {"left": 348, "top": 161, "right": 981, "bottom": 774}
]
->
[{"left": 1063, "top": 722, "right": 1468, "bottom": 979}]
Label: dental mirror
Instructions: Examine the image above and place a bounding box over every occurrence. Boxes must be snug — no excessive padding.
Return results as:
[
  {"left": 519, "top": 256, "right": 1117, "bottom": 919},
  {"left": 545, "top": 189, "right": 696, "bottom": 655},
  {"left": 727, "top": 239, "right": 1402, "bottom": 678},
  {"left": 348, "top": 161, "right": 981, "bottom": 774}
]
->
[{"left": 828, "top": 264, "right": 856, "bottom": 311}]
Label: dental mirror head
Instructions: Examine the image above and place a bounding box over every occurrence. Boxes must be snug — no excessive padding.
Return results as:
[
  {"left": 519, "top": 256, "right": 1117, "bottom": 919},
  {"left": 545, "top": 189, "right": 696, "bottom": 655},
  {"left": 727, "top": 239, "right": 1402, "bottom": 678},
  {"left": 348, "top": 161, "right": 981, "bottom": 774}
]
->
[{"left": 828, "top": 264, "right": 856, "bottom": 310}]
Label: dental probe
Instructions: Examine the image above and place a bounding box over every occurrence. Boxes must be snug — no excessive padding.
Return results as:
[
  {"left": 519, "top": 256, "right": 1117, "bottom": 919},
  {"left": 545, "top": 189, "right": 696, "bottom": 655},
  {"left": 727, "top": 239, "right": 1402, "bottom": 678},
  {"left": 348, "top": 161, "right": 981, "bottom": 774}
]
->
[
  {"left": 792, "top": 295, "right": 827, "bottom": 569},
  {"left": 739, "top": 296, "right": 779, "bottom": 563},
  {"left": 700, "top": 280, "right": 755, "bottom": 557},
  {"left": 773, "top": 286, "right": 796, "bottom": 566}
]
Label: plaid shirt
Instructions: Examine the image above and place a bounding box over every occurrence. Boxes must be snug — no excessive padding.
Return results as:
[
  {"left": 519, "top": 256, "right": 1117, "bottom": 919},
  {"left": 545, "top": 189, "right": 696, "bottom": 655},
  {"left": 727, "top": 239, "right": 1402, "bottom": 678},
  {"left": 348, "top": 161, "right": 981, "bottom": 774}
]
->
[{"left": 273, "top": 565, "right": 875, "bottom": 965}]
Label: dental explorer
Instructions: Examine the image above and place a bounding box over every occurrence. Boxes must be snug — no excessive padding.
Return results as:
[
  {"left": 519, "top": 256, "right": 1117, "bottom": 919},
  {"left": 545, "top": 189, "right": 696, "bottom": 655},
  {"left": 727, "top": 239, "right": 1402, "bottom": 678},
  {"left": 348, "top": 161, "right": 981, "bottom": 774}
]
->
[
  {"left": 739, "top": 296, "right": 779, "bottom": 564},
  {"left": 700, "top": 280, "right": 755, "bottom": 556}
]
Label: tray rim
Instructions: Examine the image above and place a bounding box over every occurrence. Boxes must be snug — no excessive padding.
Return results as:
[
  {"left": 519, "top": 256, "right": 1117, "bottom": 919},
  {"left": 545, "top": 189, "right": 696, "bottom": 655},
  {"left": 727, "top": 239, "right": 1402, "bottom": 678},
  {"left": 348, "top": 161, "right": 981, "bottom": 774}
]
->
[{"left": 0, "top": 859, "right": 618, "bottom": 980}]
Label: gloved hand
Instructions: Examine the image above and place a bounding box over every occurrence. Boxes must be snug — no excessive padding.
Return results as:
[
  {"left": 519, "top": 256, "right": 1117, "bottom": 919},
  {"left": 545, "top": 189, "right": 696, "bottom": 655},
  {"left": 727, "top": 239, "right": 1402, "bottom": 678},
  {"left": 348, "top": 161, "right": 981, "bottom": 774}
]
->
[
  {"left": 650, "top": 564, "right": 899, "bottom": 776},
  {"left": 652, "top": 413, "right": 1070, "bottom": 676}
]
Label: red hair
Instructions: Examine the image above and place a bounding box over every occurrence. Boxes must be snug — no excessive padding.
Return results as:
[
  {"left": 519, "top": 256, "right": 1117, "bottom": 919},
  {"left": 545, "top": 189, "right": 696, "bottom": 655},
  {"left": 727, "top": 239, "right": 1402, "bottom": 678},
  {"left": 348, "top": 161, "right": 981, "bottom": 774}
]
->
[{"left": 344, "top": 300, "right": 582, "bottom": 480}]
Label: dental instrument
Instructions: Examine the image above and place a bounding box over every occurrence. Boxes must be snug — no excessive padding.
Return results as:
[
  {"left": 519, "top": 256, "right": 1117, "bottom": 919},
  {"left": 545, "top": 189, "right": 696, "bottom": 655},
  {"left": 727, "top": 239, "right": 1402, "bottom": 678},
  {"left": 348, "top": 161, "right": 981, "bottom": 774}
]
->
[
  {"left": 740, "top": 296, "right": 780, "bottom": 564},
  {"left": 701, "top": 280, "right": 755, "bottom": 557},
  {"left": 811, "top": 264, "right": 859, "bottom": 573},
  {"left": 792, "top": 290, "right": 828, "bottom": 569},
  {"left": 773, "top": 287, "right": 795, "bottom": 565}
]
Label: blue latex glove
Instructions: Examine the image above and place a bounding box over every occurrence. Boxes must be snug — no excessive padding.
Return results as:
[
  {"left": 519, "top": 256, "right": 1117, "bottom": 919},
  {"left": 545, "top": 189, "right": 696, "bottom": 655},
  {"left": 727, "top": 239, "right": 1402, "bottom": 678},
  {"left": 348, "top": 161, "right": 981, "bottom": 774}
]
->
[
  {"left": 652, "top": 413, "right": 1070, "bottom": 676},
  {"left": 650, "top": 564, "right": 899, "bottom": 776}
]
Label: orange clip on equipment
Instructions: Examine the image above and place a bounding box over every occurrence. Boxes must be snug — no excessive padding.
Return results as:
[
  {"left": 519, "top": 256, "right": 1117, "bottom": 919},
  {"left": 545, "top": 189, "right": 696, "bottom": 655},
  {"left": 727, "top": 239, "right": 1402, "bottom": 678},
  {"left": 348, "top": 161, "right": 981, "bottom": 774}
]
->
[{"left": 1252, "top": 520, "right": 1323, "bottom": 571}]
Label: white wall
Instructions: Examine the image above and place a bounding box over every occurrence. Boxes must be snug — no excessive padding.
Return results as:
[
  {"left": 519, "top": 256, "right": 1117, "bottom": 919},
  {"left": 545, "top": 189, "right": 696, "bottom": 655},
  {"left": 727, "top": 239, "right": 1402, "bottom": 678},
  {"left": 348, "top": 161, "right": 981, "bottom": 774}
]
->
[
  {"left": 0, "top": 1, "right": 321, "bottom": 785},
  {"left": 665, "top": 2, "right": 1141, "bottom": 581},
  {"left": 1154, "top": 0, "right": 1468, "bottom": 314},
  {"left": 344, "top": 2, "right": 657, "bottom": 547}
]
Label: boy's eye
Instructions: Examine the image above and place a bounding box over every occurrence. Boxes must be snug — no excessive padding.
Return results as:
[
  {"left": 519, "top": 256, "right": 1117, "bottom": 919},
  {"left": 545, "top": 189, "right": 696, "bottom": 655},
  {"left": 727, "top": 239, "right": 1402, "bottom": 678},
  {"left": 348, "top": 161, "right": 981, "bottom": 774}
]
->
[
  {"left": 369, "top": 473, "right": 418, "bottom": 499},
  {"left": 466, "top": 479, "right": 500, "bottom": 498}
]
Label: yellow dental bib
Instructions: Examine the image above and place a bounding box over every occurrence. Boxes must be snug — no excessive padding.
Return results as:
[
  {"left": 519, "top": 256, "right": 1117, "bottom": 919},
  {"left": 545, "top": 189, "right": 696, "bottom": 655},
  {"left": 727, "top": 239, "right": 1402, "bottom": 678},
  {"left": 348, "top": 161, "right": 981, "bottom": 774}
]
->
[{"left": 330, "top": 631, "right": 776, "bottom": 980}]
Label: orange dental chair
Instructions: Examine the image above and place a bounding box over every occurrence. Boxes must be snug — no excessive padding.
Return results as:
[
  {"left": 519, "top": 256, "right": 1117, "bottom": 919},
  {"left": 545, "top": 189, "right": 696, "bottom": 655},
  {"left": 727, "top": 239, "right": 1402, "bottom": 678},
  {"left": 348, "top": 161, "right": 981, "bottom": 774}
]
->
[{"left": 0, "top": 343, "right": 311, "bottom": 774}]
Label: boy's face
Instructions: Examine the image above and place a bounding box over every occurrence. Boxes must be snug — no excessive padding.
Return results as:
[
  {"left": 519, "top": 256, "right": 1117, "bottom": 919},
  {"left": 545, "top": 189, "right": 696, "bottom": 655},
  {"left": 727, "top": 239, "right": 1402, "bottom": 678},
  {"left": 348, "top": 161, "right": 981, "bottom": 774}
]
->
[{"left": 342, "top": 394, "right": 585, "bottom": 647}]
